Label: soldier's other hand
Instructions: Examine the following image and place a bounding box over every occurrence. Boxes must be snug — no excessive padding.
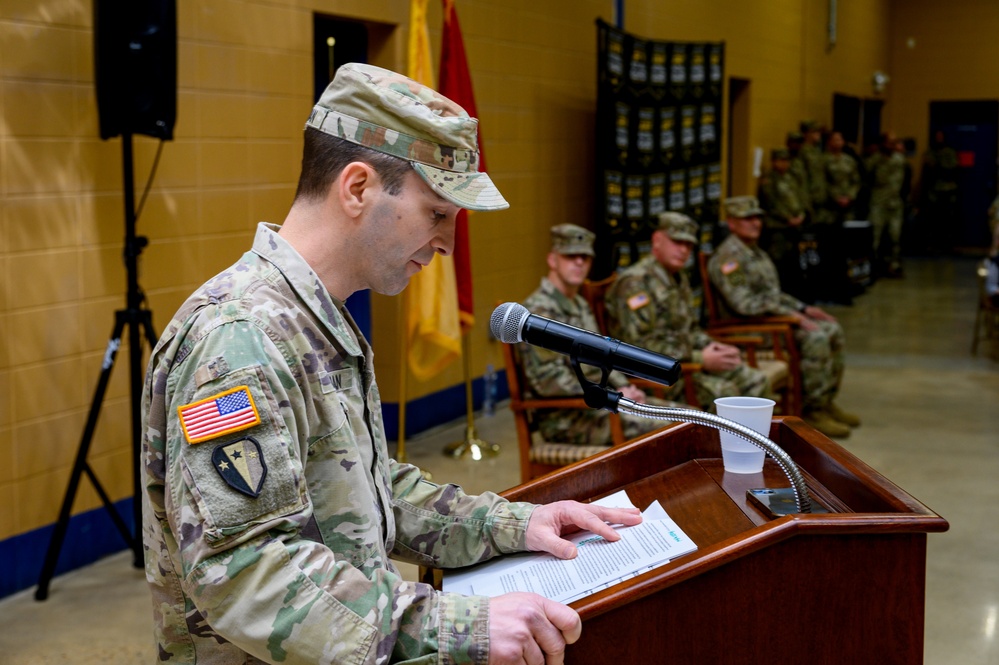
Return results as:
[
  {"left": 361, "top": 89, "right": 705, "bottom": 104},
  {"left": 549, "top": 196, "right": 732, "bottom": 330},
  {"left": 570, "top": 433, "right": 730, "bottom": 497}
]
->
[
  {"left": 488, "top": 592, "right": 581, "bottom": 665},
  {"left": 793, "top": 313, "right": 819, "bottom": 332},
  {"left": 526, "top": 501, "right": 642, "bottom": 560}
]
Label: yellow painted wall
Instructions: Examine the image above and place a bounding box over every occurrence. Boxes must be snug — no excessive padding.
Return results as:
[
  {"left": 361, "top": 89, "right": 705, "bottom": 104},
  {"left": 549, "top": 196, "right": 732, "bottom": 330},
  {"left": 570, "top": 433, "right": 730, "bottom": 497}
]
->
[
  {"left": 888, "top": 0, "right": 999, "bottom": 149},
  {"left": 1, "top": 0, "right": 895, "bottom": 541}
]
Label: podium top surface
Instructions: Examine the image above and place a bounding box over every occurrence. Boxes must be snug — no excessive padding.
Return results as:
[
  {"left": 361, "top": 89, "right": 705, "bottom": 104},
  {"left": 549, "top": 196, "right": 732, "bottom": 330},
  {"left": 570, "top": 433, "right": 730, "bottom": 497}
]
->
[{"left": 498, "top": 417, "right": 948, "bottom": 618}]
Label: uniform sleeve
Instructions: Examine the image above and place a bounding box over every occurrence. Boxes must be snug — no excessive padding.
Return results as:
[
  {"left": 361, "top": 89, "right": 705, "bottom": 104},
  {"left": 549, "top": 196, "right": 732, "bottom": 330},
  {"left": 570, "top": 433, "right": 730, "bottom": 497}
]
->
[
  {"left": 389, "top": 461, "right": 535, "bottom": 568},
  {"left": 158, "top": 322, "right": 501, "bottom": 665},
  {"left": 606, "top": 272, "right": 686, "bottom": 359},
  {"left": 708, "top": 255, "right": 787, "bottom": 317}
]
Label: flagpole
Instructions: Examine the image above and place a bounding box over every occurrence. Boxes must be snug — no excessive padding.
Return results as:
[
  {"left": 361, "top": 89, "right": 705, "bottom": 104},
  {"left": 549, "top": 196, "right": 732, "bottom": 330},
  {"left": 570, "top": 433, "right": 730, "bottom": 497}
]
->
[{"left": 443, "top": 334, "right": 499, "bottom": 459}]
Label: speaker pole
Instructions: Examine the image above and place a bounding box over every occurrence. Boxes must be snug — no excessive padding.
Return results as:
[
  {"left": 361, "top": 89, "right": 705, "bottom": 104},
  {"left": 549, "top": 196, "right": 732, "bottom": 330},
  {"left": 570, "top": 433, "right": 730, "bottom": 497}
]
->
[{"left": 35, "top": 132, "right": 157, "bottom": 600}]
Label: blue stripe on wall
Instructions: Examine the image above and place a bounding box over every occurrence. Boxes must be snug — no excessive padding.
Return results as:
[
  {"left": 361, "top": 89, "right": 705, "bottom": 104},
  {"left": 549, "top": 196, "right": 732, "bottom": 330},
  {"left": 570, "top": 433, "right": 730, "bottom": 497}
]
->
[
  {"left": 1, "top": 498, "right": 138, "bottom": 599},
  {"left": 0, "top": 373, "right": 508, "bottom": 599}
]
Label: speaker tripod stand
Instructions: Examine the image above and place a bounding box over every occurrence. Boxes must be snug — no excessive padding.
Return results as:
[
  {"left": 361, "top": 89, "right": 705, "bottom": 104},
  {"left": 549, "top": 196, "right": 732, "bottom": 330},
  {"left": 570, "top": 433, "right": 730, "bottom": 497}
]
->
[{"left": 35, "top": 133, "right": 159, "bottom": 600}]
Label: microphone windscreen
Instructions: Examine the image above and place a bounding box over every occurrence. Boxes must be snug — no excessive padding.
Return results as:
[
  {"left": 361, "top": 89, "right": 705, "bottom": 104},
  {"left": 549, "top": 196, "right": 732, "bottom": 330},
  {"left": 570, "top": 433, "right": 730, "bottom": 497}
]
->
[{"left": 490, "top": 302, "right": 529, "bottom": 343}]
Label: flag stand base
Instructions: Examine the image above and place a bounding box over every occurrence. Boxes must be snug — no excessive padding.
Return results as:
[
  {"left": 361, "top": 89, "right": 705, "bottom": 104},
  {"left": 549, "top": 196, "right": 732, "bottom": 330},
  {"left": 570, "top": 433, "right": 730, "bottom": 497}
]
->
[{"left": 443, "top": 425, "right": 500, "bottom": 460}]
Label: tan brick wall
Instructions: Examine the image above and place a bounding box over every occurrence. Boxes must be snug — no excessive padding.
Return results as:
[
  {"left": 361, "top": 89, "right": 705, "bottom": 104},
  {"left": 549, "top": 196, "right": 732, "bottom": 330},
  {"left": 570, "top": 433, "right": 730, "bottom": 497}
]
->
[{"left": 1, "top": 0, "right": 897, "bottom": 539}]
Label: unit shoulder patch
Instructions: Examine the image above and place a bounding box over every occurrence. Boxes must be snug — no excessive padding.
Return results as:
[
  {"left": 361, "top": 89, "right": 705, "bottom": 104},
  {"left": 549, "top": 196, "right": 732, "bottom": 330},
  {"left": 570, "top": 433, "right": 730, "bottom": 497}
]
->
[
  {"left": 178, "top": 385, "right": 261, "bottom": 444},
  {"left": 212, "top": 436, "right": 267, "bottom": 498}
]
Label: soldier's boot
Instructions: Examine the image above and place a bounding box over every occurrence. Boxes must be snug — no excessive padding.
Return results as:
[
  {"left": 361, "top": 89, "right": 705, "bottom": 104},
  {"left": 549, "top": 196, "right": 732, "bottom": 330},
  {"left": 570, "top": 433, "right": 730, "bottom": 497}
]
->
[
  {"left": 826, "top": 402, "right": 861, "bottom": 428},
  {"left": 803, "top": 410, "right": 851, "bottom": 438}
]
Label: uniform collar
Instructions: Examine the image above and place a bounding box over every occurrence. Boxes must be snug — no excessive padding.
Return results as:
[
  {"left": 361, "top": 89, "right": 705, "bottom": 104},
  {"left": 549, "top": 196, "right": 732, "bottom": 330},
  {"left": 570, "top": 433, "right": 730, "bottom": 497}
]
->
[{"left": 251, "top": 222, "right": 364, "bottom": 357}]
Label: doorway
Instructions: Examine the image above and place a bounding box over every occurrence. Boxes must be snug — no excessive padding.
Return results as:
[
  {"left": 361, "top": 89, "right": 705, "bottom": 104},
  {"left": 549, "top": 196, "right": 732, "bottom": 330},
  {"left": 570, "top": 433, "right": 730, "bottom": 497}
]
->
[
  {"left": 928, "top": 100, "right": 998, "bottom": 250},
  {"left": 727, "top": 77, "right": 750, "bottom": 198}
]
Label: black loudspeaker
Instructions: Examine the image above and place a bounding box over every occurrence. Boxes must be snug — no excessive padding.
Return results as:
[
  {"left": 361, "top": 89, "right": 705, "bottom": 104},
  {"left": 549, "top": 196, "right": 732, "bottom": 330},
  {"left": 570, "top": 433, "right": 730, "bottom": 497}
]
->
[{"left": 94, "top": 0, "right": 177, "bottom": 140}]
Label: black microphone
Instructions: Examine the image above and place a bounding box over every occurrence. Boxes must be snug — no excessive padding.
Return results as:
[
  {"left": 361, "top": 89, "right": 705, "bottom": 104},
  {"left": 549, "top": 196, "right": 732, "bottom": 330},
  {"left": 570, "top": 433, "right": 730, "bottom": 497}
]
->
[{"left": 490, "top": 302, "right": 681, "bottom": 386}]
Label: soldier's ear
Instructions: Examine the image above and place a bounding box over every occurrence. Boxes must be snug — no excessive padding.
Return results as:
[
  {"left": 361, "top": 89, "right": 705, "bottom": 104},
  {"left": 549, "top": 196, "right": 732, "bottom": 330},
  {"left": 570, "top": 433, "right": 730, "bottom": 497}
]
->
[
  {"left": 546, "top": 252, "right": 559, "bottom": 271},
  {"left": 337, "top": 161, "right": 377, "bottom": 219}
]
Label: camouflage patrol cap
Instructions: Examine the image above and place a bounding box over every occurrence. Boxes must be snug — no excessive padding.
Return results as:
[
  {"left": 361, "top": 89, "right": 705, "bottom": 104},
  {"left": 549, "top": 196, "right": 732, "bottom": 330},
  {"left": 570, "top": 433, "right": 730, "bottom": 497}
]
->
[
  {"left": 306, "top": 63, "right": 508, "bottom": 212},
  {"left": 550, "top": 223, "right": 595, "bottom": 256},
  {"left": 724, "top": 195, "right": 765, "bottom": 219},
  {"left": 800, "top": 120, "right": 820, "bottom": 133},
  {"left": 786, "top": 131, "right": 803, "bottom": 143},
  {"left": 772, "top": 147, "right": 791, "bottom": 160},
  {"left": 656, "top": 212, "right": 698, "bottom": 244}
]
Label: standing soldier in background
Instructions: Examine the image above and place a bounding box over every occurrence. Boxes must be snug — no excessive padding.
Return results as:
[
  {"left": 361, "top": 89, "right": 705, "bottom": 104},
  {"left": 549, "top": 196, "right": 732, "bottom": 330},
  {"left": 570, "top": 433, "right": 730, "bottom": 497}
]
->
[
  {"left": 820, "top": 130, "right": 862, "bottom": 303},
  {"left": 800, "top": 121, "right": 828, "bottom": 213},
  {"left": 786, "top": 131, "right": 811, "bottom": 210},
  {"left": 916, "top": 130, "right": 960, "bottom": 253},
  {"left": 866, "top": 131, "right": 908, "bottom": 277},
  {"left": 520, "top": 223, "right": 670, "bottom": 445},
  {"left": 605, "top": 213, "right": 772, "bottom": 412},
  {"left": 758, "top": 148, "right": 809, "bottom": 301},
  {"left": 708, "top": 196, "right": 859, "bottom": 439}
]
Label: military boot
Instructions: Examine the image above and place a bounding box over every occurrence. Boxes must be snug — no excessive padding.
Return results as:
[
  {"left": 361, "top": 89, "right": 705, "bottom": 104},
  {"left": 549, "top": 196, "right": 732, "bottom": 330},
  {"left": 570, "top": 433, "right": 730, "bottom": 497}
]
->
[
  {"left": 826, "top": 402, "right": 861, "bottom": 427},
  {"left": 803, "top": 410, "right": 851, "bottom": 438}
]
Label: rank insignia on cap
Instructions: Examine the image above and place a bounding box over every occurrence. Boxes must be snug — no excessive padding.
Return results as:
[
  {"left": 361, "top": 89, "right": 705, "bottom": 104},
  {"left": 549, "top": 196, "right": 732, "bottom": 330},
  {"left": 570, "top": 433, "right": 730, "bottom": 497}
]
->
[
  {"left": 721, "top": 261, "right": 739, "bottom": 275},
  {"left": 627, "top": 292, "right": 650, "bottom": 310},
  {"left": 212, "top": 436, "right": 267, "bottom": 498},
  {"left": 178, "top": 385, "right": 261, "bottom": 444}
]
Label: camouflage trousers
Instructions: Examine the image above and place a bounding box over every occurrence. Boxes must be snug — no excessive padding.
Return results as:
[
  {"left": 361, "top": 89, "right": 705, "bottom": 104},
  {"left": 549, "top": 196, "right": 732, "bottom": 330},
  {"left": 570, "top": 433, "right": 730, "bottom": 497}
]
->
[
  {"left": 537, "top": 396, "right": 679, "bottom": 445},
  {"left": 666, "top": 364, "right": 771, "bottom": 412},
  {"left": 794, "top": 319, "right": 846, "bottom": 412},
  {"left": 869, "top": 203, "right": 903, "bottom": 263}
]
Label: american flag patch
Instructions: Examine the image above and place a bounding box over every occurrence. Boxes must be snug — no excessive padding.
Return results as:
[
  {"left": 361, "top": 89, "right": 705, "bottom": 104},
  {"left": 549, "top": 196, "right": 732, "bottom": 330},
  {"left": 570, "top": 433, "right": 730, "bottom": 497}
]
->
[
  {"left": 627, "top": 292, "right": 650, "bottom": 310},
  {"left": 178, "top": 386, "right": 261, "bottom": 444},
  {"left": 721, "top": 260, "right": 740, "bottom": 275}
]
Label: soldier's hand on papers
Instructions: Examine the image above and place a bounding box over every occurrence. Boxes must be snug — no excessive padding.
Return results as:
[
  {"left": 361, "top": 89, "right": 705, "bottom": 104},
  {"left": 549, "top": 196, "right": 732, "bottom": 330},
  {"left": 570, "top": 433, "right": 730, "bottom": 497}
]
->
[{"left": 525, "top": 501, "right": 643, "bottom": 560}]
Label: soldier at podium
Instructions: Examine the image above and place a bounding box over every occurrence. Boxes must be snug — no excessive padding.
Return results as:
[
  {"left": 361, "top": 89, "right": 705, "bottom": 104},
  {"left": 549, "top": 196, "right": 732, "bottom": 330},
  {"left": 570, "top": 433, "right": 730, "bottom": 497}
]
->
[{"left": 520, "top": 223, "right": 675, "bottom": 444}]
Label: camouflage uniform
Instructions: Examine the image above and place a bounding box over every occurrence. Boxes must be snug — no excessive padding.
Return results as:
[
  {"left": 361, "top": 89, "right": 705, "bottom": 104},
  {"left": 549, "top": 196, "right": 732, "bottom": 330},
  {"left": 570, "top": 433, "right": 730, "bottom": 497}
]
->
[
  {"left": 824, "top": 152, "right": 861, "bottom": 223},
  {"left": 707, "top": 231, "right": 846, "bottom": 414},
  {"left": 866, "top": 150, "right": 907, "bottom": 266},
  {"left": 758, "top": 153, "right": 808, "bottom": 295},
  {"left": 141, "top": 63, "right": 522, "bottom": 664},
  {"left": 142, "top": 224, "right": 534, "bottom": 664},
  {"left": 604, "top": 216, "right": 771, "bottom": 411},
  {"left": 800, "top": 143, "right": 828, "bottom": 214}
]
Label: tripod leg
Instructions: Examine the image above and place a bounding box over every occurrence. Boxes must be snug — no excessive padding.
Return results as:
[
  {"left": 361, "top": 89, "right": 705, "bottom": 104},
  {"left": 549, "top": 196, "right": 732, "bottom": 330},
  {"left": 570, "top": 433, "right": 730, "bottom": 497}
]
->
[{"left": 35, "top": 313, "right": 133, "bottom": 601}]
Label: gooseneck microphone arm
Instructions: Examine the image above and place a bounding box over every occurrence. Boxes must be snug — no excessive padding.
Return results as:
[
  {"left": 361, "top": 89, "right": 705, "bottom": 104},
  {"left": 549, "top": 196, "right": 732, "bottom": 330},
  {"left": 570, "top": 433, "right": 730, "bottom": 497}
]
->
[
  {"left": 615, "top": 398, "right": 812, "bottom": 513},
  {"left": 490, "top": 302, "right": 812, "bottom": 513}
]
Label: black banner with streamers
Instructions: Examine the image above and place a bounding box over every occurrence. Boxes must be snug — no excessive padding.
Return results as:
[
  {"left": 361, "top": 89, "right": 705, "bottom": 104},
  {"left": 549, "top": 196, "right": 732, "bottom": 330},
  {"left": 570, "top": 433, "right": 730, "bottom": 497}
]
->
[{"left": 595, "top": 19, "right": 724, "bottom": 278}]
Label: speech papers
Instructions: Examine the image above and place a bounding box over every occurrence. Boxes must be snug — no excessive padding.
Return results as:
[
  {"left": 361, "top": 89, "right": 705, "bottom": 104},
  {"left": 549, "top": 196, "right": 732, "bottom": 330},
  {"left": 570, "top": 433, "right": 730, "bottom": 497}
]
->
[{"left": 443, "top": 491, "right": 697, "bottom": 604}]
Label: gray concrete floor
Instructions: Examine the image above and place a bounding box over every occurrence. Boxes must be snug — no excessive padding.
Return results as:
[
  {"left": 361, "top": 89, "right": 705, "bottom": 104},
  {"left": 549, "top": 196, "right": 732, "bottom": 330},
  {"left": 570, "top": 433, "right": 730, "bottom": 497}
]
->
[{"left": 1, "top": 255, "right": 996, "bottom": 664}]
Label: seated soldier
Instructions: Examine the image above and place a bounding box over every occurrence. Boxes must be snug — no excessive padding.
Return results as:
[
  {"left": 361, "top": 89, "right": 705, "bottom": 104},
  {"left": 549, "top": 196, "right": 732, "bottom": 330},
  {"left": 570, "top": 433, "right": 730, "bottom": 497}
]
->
[
  {"left": 520, "top": 224, "right": 675, "bottom": 445},
  {"left": 708, "top": 195, "right": 860, "bottom": 438},
  {"left": 604, "top": 212, "right": 772, "bottom": 412}
]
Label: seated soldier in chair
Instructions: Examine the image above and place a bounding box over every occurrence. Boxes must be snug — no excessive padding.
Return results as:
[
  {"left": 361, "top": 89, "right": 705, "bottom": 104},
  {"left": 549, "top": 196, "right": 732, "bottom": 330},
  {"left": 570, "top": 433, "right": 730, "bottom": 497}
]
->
[
  {"left": 708, "top": 195, "right": 860, "bottom": 438},
  {"left": 520, "top": 224, "right": 675, "bottom": 445},
  {"left": 604, "top": 213, "right": 773, "bottom": 412}
]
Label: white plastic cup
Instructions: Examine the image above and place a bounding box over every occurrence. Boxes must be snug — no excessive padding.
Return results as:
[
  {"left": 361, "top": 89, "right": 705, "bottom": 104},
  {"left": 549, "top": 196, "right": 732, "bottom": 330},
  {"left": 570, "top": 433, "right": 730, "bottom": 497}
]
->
[{"left": 714, "top": 396, "right": 776, "bottom": 474}]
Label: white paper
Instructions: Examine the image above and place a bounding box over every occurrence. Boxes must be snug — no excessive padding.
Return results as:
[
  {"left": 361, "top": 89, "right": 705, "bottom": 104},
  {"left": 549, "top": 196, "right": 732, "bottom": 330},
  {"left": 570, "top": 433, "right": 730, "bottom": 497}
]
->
[{"left": 442, "top": 498, "right": 696, "bottom": 604}]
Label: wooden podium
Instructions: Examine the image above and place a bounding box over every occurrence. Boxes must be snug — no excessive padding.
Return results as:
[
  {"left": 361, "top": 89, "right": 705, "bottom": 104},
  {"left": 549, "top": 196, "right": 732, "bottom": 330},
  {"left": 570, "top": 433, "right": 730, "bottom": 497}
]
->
[{"left": 493, "top": 417, "right": 949, "bottom": 664}]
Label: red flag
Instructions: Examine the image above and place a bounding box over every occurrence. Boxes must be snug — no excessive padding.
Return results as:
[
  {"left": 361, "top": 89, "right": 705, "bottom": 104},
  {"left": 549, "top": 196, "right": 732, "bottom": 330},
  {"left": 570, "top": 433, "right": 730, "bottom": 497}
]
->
[{"left": 438, "top": 0, "right": 481, "bottom": 331}]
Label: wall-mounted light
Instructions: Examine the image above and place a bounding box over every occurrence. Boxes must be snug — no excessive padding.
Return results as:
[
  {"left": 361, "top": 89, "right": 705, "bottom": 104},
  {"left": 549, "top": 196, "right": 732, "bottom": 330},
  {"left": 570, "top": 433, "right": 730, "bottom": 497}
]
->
[{"left": 872, "top": 70, "right": 890, "bottom": 95}]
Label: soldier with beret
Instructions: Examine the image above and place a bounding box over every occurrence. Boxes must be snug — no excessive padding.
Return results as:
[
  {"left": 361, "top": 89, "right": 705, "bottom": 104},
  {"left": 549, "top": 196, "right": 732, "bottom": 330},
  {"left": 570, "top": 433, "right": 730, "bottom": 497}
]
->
[
  {"left": 604, "top": 212, "right": 772, "bottom": 412},
  {"left": 140, "top": 63, "right": 640, "bottom": 664},
  {"left": 520, "top": 224, "right": 674, "bottom": 445},
  {"left": 708, "top": 196, "right": 860, "bottom": 438}
]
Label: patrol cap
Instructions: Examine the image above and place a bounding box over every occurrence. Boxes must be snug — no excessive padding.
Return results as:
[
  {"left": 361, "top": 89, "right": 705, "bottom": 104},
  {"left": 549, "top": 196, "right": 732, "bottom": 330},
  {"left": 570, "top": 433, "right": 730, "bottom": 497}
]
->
[
  {"left": 800, "top": 120, "right": 820, "bottom": 133},
  {"left": 306, "top": 63, "right": 508, "bottom": 212},
  {"left": 550, "top": 223, "right": 595, "bottom": 256},
  {"left": 656, "top": 212, "right": 698, "bottom": 244},
  {"left": 786, "top": 131, "right": 803, "bottom": 143},
  {"left": 724, "top": 195, "right": 765, "bottom": 219},
  {"left": 772, "top": 147, "right": 791, "bottom": 160}
]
